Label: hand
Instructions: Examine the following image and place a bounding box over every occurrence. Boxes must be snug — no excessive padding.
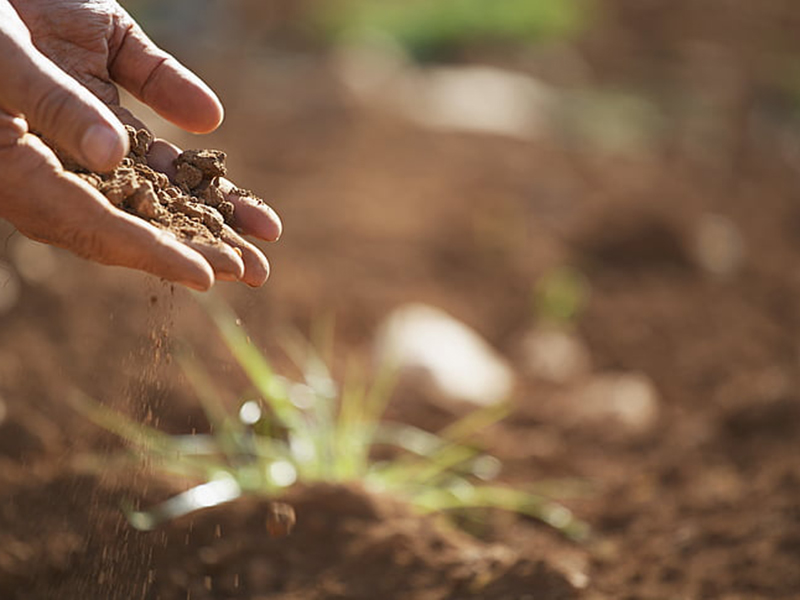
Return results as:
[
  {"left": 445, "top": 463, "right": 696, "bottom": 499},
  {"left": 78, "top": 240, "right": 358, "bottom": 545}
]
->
[{"left": 0, "top": 0, "right": 281, "bottom": 289}]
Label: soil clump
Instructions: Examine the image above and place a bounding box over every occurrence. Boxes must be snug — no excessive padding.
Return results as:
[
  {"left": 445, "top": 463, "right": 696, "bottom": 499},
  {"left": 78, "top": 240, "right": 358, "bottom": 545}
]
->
[{"left": 67, "top": 126, "right": 263, "bottom": 247}]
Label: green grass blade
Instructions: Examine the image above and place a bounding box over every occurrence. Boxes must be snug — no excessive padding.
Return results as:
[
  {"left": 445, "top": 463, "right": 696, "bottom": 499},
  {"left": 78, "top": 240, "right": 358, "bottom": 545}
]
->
[
  {"left": 412, "top": 484, "right": 590, "bottom": 541},
  {"left": 374, "top": 421, "right": 450, "bottom": 456},
  {"left": 334, "top": 359, "right": 370, "bottom": 479},
  {"left": 375, "top": 402, "right": 509, "bottom": 485},
  {"left": 437, "top": 402, "right": 510, "bottom": 444},
  {"left": 177, "top": 353, "right": 247, "bottom": 462},
  {"left": 70, "top": 390, "right": 230, "bottom": 481},
  {"left": 69, "top": 390, "right": 177, "bottom": 455},
  {"left": 196, "top": 292, "right": 302, "bottom": 429}
]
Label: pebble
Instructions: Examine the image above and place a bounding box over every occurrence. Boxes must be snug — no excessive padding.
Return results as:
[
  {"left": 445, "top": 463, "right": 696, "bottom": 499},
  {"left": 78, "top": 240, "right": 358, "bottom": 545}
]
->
[
  {"left": 375, "top": 304, "right": 515, "bottom": 406},
  {"left": 562, "top": 372, "right": 660, "bottom": 438},
  {"left": 521, "top": 327, "right": 591, "bottom": 384},
  {"left": 692, "top": 213, "right": 744, "bottom": 276},
  {"left": 335, "top": 46, "right": 555, "bottom": 141}
]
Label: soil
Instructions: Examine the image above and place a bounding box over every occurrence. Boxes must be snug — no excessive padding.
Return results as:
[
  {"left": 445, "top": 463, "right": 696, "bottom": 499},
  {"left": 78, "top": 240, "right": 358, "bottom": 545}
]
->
[
  {"left": 1, "top": 1, "right": 800, "bottom": 599},
  {"left": 66, "top": 126, "right": 263, "bottom": 249}
]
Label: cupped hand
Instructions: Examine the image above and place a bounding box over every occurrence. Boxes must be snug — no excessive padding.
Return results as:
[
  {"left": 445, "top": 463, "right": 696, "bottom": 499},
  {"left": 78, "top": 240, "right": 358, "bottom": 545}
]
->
[{"left": 0, "top": 0, "right": 281, "bottom": 289}]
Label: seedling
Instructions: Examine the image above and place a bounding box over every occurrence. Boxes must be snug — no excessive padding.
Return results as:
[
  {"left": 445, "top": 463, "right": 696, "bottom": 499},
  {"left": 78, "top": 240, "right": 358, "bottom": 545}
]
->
[
  {"left": 533, "top": 265, "right": 590, "bottom": 326},
  {"left": 73, "top": 293, "right": 589, "bottom": 541}
]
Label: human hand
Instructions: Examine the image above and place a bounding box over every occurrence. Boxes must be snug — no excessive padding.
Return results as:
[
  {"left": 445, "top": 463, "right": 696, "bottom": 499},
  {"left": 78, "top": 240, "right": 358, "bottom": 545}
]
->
[{"left": 0, "top": 0, "right": 281, "bottom": 289}]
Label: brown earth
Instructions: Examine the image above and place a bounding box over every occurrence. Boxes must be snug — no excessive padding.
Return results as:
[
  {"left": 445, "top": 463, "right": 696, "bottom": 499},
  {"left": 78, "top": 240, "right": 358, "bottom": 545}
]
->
[
  {"left": 1, "top": 0, "right": 800, "bottom": 599},
  {"left": 63, "top": 125, "right": 265, "bottom": 252}
]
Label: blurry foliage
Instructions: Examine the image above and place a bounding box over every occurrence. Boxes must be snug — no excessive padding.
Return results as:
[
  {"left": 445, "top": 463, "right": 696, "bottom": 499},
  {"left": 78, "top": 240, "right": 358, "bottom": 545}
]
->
[
  {"left": 533, "top": 266, "right": 590, "bottom": 326},
  {"left": 74, "top": 293, "right": 588, "bottom": 541},
  {"left": 317, "top": 0, "right": 593, "bottom": 61}
]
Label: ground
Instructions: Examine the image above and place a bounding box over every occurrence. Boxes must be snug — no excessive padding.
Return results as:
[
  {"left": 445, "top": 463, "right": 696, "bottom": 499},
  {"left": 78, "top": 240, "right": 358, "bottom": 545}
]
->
[{"left": 1, "top": 1, "right": 799, "bottom": 598}]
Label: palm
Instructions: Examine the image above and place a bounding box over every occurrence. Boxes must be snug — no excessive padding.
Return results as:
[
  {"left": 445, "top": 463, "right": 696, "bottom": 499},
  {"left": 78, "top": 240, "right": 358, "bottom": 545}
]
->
[{"left": 11, "top": 0, "right": 125, "bottom": 106}]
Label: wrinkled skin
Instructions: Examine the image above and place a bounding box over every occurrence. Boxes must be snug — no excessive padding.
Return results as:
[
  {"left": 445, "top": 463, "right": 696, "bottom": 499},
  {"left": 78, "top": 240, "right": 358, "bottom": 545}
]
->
[{"left": 0, "top": 0, "right": 281, "bottom": 289}]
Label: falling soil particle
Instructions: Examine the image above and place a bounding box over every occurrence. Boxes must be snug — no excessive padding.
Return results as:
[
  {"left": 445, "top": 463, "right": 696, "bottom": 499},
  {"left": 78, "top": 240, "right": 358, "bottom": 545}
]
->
[{"left": 266, "top": 502, "right": 296, "bottom": 538}]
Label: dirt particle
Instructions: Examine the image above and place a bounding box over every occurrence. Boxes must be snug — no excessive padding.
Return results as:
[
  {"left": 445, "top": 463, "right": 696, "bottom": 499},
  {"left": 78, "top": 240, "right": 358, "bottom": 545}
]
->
[
  {"left": 266, "top": 502, "right": 296, "bottom": 538},
  {"left": 58, "top": 126, "right": 265, "bottom": 249}
]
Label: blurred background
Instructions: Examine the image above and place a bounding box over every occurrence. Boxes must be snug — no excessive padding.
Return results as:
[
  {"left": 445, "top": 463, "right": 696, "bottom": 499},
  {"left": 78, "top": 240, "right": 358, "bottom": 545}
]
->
[{"left": 2, "top": 1, "right": 800, "bottom": 598}]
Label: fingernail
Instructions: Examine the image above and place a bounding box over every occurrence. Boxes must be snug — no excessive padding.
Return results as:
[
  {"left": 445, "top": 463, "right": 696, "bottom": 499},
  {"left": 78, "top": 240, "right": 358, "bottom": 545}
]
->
[{"left": 81, "top": 124, "right": 126, "bottom": 171}]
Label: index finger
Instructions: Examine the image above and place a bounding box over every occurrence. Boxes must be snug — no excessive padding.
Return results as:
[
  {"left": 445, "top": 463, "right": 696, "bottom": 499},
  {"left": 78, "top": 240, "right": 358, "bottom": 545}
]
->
[{"left": 109, "top": 8, "right": 223, "bottom": 134}]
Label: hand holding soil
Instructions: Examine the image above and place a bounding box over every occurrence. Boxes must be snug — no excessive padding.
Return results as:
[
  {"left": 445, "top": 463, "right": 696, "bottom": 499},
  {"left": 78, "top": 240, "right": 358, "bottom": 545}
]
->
[{"left": 0, "top": 0, "right": 281, "bottom": 290}]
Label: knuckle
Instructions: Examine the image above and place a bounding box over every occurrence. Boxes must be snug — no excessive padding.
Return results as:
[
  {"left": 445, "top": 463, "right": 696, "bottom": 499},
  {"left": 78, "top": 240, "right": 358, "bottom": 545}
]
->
[
  {"left": 29, "top": 84, "right": 75, "bottom": 135},
  {"left": 0, "top": 113, "right": 26, "bottom": 148},
  {"left": 0, "top": 137, "right": 64, "bottom": 209},
  {"left": 0, "top": 142, "right": 50, "bottom": 222},
  {"left": 56, "top": 207, "right": 114, "bottom": 263},
  {"left": 57, "top": 225, "right": 102, "bottom": 261}
]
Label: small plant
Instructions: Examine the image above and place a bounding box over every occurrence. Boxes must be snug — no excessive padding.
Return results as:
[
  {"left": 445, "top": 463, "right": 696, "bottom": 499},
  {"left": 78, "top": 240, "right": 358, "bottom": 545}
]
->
[
  {"left": 533, "top": 265, "right": 591, "bottom": 327},
  {"left": 73, "top": 293, "right": 589, "bottom": 541}
]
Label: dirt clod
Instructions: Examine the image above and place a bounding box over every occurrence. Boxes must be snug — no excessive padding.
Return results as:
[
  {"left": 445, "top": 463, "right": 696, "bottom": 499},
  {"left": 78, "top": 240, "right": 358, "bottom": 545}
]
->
[
  {"left": 266, "top": 502, "right": 296, "bottom": 538},
  {"left": 66, "top": 126, "right": 259, "bottom": 247}
]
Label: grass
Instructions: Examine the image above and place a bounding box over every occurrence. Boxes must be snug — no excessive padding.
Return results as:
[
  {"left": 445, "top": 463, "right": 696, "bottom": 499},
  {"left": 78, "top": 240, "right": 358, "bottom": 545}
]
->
[
  {"left": 533, "top": 266, "right": 591, "bottom": 326},
  {"left": 317, "top": 0, "right": 594, "bottom": 61},
  {"left": 72, "top": 292, "right": 589, "bottom": 541}
]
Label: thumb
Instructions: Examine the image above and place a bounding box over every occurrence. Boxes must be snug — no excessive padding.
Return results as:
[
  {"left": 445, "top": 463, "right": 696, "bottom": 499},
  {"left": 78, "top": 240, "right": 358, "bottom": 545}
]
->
[{"left": 0, "top": 27, "right": 128, "bottom": 171}]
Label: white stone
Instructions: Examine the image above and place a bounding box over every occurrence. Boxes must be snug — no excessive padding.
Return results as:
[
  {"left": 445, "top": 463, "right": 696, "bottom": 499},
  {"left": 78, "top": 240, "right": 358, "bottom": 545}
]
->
[
  {"left": 404, "top": 66, "right": 556, "bottom": 139},
  {"left": 565, "top": 372, "right": 660, "bottom": 437},
  {"left": 692, "top": 213, "right": 744, "bottom": 276},
  {"left": 521, "top": 327, "right": 591, "bottom": 384},
  {"left": 335, "top": 46, "right": 555, "bottom": 141},
  {"left": 375, "top": 304, "right": 515, "bottom": 406}
]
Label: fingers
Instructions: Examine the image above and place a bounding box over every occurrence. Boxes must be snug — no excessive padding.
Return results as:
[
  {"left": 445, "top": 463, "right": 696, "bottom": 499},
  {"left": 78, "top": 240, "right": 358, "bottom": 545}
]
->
[
  {"left": 220, "top": 226, "right": 271, "bottom": 287},
  {"left": 138, "top": 136, "right": 275, "bottom": 286},
  {"left": 0, "top": 6, "right": 127, "bottom": 171},
  {"left": 109, "top": 10, "right": 223, "bottom": 134},
  {"left": 220, "top": 178, "right": 283, "bottom": 242},
  {"left": 183, "top": 239, "right": 244, "bottom": 282},
  {"left": 146, "top": 139, "right": 282, "bottom": 242},
  {"left": 0, "top": 134, "right": 214, "bottom": 290},
  {"left": 68, "top": 208, "right": 216, "bottom": 291},
  {"left": 108, "top": 104, "right": 150, "bottom": 133},
  {"left": 0, "top": 111, "right": 27, "bottom": 146},
  {"left": 146, "top": 138, "right": 181, "bottom": 178}
]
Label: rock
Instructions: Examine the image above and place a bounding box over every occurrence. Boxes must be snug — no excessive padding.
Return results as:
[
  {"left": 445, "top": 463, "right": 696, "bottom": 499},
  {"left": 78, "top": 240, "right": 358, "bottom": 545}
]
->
[
  {"left": 175, "top": 161, "right": 204, "bottom": 190},
  {"left": 335, "top": 46, "right": 556, "bottom": 141},
  {"left": 176, "top": 149, "right": 227, "bottom": 182},
  {"left": 407, "top": 66, "right": 555, "bottom": 139},
  {"left": 561, "top": 372, "right": 660, "bottom": 438},
  {"left": 692, "top": 213, "right": 744, "bottom": 276},
  {"left": 521, "top": 327, "right": 591, "bottom": 384},
  {"left": 375, "top": 304, "right": 515, "bottom": 406},
  {"left": 128, "top": 181, "right": 161, "bottom": 220}
]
